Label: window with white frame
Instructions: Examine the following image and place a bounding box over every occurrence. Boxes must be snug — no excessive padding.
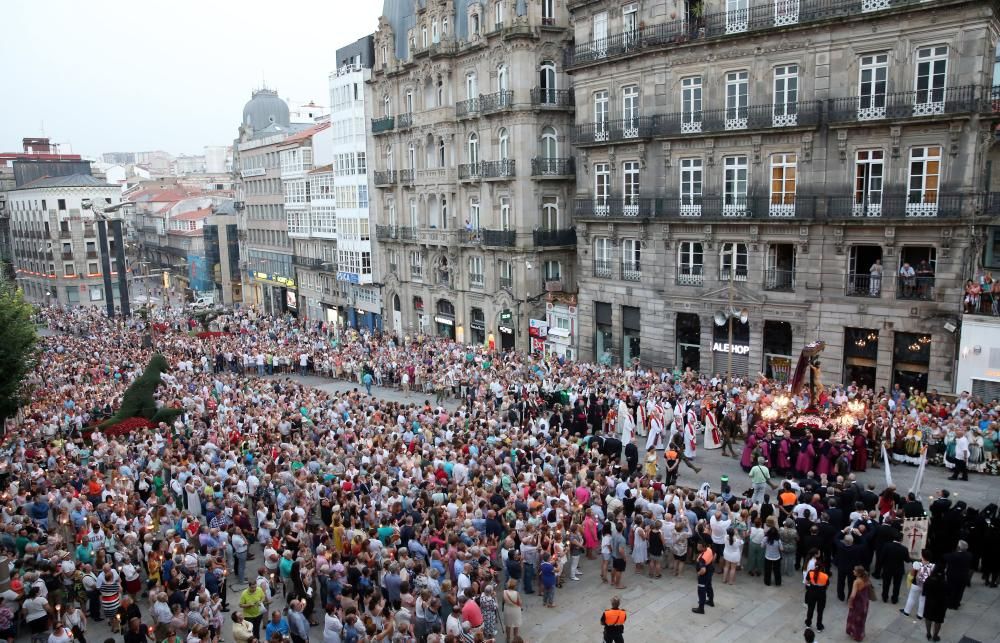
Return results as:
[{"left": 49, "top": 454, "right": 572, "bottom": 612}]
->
[
  {"left": 313, "top": 205, "right": 337, "bottom": 235},
  {"left": 773, "top": 65, "right": 798, "bottom": 123},
  {"left": 500, "top": 196, "right": 512, "bottom": 230},
  {"left": 543, "top": 260, "right": 562, "bottom": 282},
  {"left": 622, "top": 85, "right": 640, "bottom": 136},
  {"left": 387, "top": 200, "right": 398, "bottom": 227},
  {"left": 542, "top": 0, "right": 554, "bottom": 23},
  {"left": 387, "top": 250, "right": 398, "bottom": 271},
  {"left": 405, "top": 90, "right": 414, "bottom": 114},
  {"left": 466, "top": 72, "right": 477, "bottom": 99},
  {"left": 623, "top": 161, "right": 640, "bottom": 213},
  {"left": 622, "top": 238, "right": 641, "bottom": 280},
  {"left": 497, "top": 64, "right": 509, "bottom": 96},
  {"left": 409, "top": 199, "right": 418, "bottom": 229},
  {"left": 410, "top": 250, "right": 423, "bottom": 276},
  {"left": 383, "top": 95, "right": 391, "bottom": 117},
  {"left": 499, "top": 259, "right": 513, "bottom": 286},
  {"left": 623, "top": 3, "right": 638, "bottom": 37},
  {"left": 680, "top": 158, "right": 703, "bottom": 212},
  {"left": 726, "top": 0, "right": 749, "bottom": 33},
  {"left": 915, "top": 45, "right": 948, "bottom": 113},
  {"left": 725, "top": 71, "right": 749, "bottom": 128},
  {"left": 592, "top": 11, "right": 608, "bottom": 57},
  {"left": 854, "top": 149, "right": 884, "bottom": 215},
  {"left": 469, "top": 255, "right": 485, "bottom": 286},
  {"left": 769, "top": 153, "right": 797, "bottom": 214},
  {"left": 469, "top": 198, "right": 481, "bottom": 229},
  {"left": 386, "top": 145, "right": 394, "bottom": 171},
  {"left": 594, "top": 90, "right": 609, "bottom": 140},
  {"left": 284, "top": 179, "right": 308, "bottom": 204},
  {"left": 467, "top": 133, "right": 479, "bottom": 164},
  {"left": 540, "top": 61, "right": 557, "bottom": 101},
  {"left": 498, "top": 128, "right": 509, "bottom": 160},
  {"left": 494, "top": 1, "right": 503, "bottom": 29},
  {"left": 907, "top": 146, "right": 941, "bottom": 212},
  {"left": 594, "top": 237, "right": 612, "bottom": 277},
  {"left": 858, "top": 53, "right": 889, "bottom": 119},
  {"left": 408, "top": 144, "right": 416, "bottom": 170},
  {"left": 682, "top": 77, "right": 702, "bottom": 131},
  {"left": 541, "top": 126, "right": 558, "bottom": 159},
  {"left": 723, "top": 155, "right": 748, "bottom": 213},
  {"left": 542, "top": 196, "right": 559, "bottom": 229},
  {"left": 594, "top": 163, "right": 610, "bottom": 211},
  {"left": 432, "top": 20, "right": 439, "bottom": 43},
  {"left": 720, "top": 242, "right": 749, "bottom": 281},
  {"left": 678, "top": 241, "right": 704, "bottom": 281}
]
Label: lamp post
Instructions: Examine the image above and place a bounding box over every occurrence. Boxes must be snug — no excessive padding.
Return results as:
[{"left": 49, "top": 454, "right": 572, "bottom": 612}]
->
[{"left": 714, "top": 268, "right": 749, "bottom": 389}]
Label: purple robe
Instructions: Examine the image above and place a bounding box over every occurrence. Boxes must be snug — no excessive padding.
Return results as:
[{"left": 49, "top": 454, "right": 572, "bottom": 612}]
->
[
  {"left": 816, "top": 443, "right": 839, "bottom": 477},
  {"left": 778, "top": 438, "right": 791, "bottom": 471},
  {"left": 740, "top": 434, "right": 758, "bottom": 471},
  {"left": 794, "top": 441, "right": 815, "bottom": 476}
]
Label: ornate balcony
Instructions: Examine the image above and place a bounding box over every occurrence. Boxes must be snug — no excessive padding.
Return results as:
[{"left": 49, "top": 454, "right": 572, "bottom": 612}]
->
[
  {"left": 371, "top": 116, "right": 395, "bottom": 135},
  {"left": 530, "top": 88, "right": 575, "bottom": 109},
  {"left": 828, "top": 85, "right": 980, "bottom": 123},
  {"left": 458, "top": 163, "right": 482, "bottom": 181},
  {"left": 456, "top": 98, "right": 480, "bottom": 118},
  {"left": 533, "top": 228, "right": 577, "bottom": 247},
  {"left": 531, "top": 157, "right": 575, "bottom": 178},
  {"left": 480, "top": 159, "right": 515, "bottom": 179},
  {"left": 373, "top": 170, "right": 397, "bottom": 186},
  {"left": 480, "top": 90, "right": 514, "bottom": 114},
  {"left": 459, "top": 228, "right": 516, "bottom": 247},
  {"left": 376, "top": 225, "right": 416, "bottom": 241},
  {"left": 826, "top": 193, "right": 966, "bottom": 219},
  {"left": 397, "top": 113, "right": 413, "bottom": 129},
  {"left": 399, "top": 169, "right": 415, "bottom": 185},
  {"left": 653, "top": 101, "right": 821, "bottom": 137},
  {"left": 571, "top": 117, "right": 656, "bottom": 146}
]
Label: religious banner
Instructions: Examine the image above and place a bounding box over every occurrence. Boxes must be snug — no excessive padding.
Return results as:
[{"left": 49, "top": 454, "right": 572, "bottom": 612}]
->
[{"left": 903, "top": 517, "right": 929, "bottom": 560}]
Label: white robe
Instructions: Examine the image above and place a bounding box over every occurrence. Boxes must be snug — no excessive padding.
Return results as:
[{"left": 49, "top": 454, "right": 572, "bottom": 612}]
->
[
  {"left": 646, "top": 416, "right": 666, "bottom": 451},
  {"left": 703, "top": 409, "right": 722, "bottom": 450},
  {"left": 636, "top": 403, "right": 648, "bottom": 438},
  {"left": 684, "top": 409, "right": 698, "bottom": 459},
  {"left": 617, "top": 400, "right": 636, "bottom": 444}
]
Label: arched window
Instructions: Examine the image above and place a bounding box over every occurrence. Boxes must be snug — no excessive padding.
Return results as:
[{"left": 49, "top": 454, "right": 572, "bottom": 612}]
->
[
  {"left": 465, "top": 72, "right": 477, "bottom": 100},
  {"left": 383, "top": 95, "right": 391, "bottom": 117},
  {"left": 438, "top": 138, "right": 446, "bottom": 167},
  {"left": 432, "top": 20, "right": 439, "bottom": 43},
  {"left": 542, "top": 196, "right": 559, "bottom": 230},
  {"left": 386, "top": 145, "right": 394, "bottom": 171},
  {"left": 539, "top": 61, "right": 557, "bottom": 103},
  {"left": 498, "top": 128, "right": 509, "bottom": 160},
  {"left": 541, "top": 126, "right": 558, "bottom": 159},
  {"left": 497, "top": 64, "right": 508, "bottom": 93},
  {"left": 468, "top": 133, "right": 479, "bottom": 165}
]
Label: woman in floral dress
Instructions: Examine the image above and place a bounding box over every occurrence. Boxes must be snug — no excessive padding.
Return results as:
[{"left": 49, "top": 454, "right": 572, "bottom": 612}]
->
[{"left": 478, "top": 584, "right": 500, "bottom": 640}]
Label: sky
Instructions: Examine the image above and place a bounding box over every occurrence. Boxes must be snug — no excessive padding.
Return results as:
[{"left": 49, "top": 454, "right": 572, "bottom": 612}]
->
[{"left": 0, "top": 0, "right": 383, "bottom": 158}]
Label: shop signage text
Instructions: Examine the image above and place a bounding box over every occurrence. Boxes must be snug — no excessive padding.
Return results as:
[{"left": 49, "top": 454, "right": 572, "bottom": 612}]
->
[{"left": 712, "top": 342, "right": 750, "bottom": 355}]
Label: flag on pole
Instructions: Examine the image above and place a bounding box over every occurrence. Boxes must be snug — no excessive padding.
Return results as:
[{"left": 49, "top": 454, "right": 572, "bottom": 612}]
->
[
  {"left": 882, "top": 443, "right": 893, "bottom": 488},
  {"left": 909, "top": 446, "right": 928, "bottom": 496}
]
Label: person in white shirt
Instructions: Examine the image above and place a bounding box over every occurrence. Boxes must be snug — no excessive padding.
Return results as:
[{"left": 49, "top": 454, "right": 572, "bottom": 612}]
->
[{"left": 950, "top": 429, "right": 970, "bottom": 481}]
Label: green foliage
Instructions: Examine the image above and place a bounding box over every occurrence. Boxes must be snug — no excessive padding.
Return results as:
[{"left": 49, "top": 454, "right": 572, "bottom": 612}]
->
[
  {"left": 0, "top": 280, "right": 38, "bottom": 423},
  {"left": 192, "top": 310, "right": 221, "bottom": 333},
  {"left": 98, "top": 353, "right": 183, "bottom": 429}
]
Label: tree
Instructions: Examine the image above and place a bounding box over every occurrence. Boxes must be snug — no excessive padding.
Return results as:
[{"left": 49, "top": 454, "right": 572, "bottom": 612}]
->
[{"left": 0, "top": 279, "right": 38, "bottom": 429}]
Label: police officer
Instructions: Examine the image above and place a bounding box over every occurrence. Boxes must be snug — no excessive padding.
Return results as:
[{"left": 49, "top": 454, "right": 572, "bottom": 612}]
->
[
  {"left": 804, "top": 562, "right": 830, "bottom": 632},
  {"left": 691, "top": 541, "right": 715, "bottom": 614},
  {"left": 600, "top": 596, "right": 626, "bottom": 643}
]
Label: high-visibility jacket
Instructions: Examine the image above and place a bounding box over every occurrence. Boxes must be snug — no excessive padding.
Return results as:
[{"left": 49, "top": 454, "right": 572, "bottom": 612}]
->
[
  {"left": 602, "top": 609, "right": 627, "bottom": 627},
  {"left": 666, "top": 449, "right": 679, "bottom": 461},
  {"left": 806, "top": 570, "right": 830, "bottom": 587},
  {"left": 779, "top": 491, "right": 797, "bottom": 507}
]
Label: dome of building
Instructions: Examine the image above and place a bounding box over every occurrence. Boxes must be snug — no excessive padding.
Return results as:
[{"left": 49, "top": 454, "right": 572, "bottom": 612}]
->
[{"left": 242, "top": 89, "right": 290, "bottom": 132}]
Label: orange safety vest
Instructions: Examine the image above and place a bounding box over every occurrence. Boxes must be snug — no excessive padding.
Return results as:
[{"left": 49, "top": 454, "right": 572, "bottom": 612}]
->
[
  {"left": 699, "top": 548, "right": 715, "bottom": 565},
  {"left": 603, "top": 609, "right": 627, "bottom": 626},
  {"left": 807, "top": 570, "right": 830, "bottom": 587},
  {"left": 666, "top": 449, "right": 679, "bottom": 461},
  {"left": 779, "top": 491, "right": 797, "bottom": 507}
]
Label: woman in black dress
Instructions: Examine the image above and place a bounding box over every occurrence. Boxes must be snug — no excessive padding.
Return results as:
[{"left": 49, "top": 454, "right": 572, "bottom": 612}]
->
[
  {"left": 921, "top": 566, "right": 948, "bottom": 642},
  {"left": 648, "top": 519, "right": 664, "bottom": 578}
]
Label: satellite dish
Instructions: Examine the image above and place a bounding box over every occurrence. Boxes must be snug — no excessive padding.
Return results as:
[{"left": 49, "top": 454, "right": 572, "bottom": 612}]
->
[
  {"left": 739, "top": 308, "right": 750, "bottom": 324},
  {"left": 714, "top": 311, "right": 727, "bottom": 327}
]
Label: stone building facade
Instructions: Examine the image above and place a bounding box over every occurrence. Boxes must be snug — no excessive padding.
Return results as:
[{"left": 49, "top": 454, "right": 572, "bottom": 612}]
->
[
  {"left": 566, "top": 0, "right": 998, "bottom": 392},
  {"left": 370, "top": 0, "right": 578, "bottom": 350}
]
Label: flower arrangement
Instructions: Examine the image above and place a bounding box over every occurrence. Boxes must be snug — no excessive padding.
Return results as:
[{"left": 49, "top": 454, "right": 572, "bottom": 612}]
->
[{"left": 103, "top": 417, "right": 156, "bottom": 438}]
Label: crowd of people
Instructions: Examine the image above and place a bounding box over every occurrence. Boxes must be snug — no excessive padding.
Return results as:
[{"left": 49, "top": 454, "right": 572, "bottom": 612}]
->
[{"left": 0, "top": 305, "right": 997, "bottom": 643}]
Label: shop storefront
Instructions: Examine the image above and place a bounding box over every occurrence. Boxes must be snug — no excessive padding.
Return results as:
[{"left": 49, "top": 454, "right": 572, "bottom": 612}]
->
[
  {"left": 843, "top": 327, "right": 879, "bottom": 388},
  {"left": 622, "top": 305, "right": 641, "bottom": 366},
  {"left": 892, "top": 331, "right": 932, "bottom": 392},
  {"left": 763, "top": 320, "right": 793, "bottom": 382},
  {"left": 712, "top": 318, "right": 750, "bottom": 377},
  {"left": 499, "top": 309, "right": 515, "bottom": 351},
  {"left": 955, "top": 315, "right": 1000, "bottom": 398},
  {"left": 435, "top": 299, "right": 456, "bottom": 339},
  {"left": 595, "top": 302, "right": 613, "bottom": 364},
  {"left": 470, "top": 307, "right": 486, "bottom": 346},
  {"left": 676, "top": 312, "right": 701, "bottom": 372}
]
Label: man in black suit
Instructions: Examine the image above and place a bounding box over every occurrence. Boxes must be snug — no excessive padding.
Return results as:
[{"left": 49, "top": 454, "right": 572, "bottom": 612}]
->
[
  {"left": 833, "top": 528, "right": 866, "bottom": 601},
  {"left": 879, "top": 533, "right": 911, "bottom": 603},
  {"left": 902, "top": 492, "right": 926, "bottom": 518},
  {"left": 871, "top": 519, "right": 902, "bottom": 579},
  {"left": 944, "top": 540, "right": 973, "bottom": 609}
]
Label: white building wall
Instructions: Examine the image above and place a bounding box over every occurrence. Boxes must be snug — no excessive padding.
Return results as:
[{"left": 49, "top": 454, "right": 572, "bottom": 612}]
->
[{"left": 955, "top": 315, "right": 1000, "bottom": 397}]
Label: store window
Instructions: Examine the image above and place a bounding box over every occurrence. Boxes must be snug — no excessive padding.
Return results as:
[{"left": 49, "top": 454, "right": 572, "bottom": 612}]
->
[
  {"left": 763, "top": 320, "right": 793, "bottom": 381},
  {"left": 712, "top": 317, "right": 750, "bottom": 377},
  {"left": 435, "top": 299, "right": 456, "bottom": 339},
  {"left": 893, "top": 332, "right": 932, "bottom": 393},
  {"left": 595, "top": 301, "right": 613, "bottom": 364},
  {"left": 843, "top": 327, "right": 879, "bottom": 389},
  {"left": 622, "top": 305, "right": 640, "bottom": 366},
  {"left": 470, "top": 307, "right": 486, "bottom": 345},
  {"left": 676, "top": 312, "right": 701, "bottom": 372}
]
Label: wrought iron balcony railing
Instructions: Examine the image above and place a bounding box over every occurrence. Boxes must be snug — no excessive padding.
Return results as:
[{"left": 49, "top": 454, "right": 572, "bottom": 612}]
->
[
  {"left": 531, "top": 157, "right": 575, "bottom": 177},
  {"left": 533, "top": 228, "right": 577, "bottom": 247},
  {"left": 530, "top": 88, "right": 575, "bottom": 108},
  {"left": 371, "top": 116, "right": 395, "bottom": 134},
  {"left": 827, "top": 85, "right": 980, "bottom": 123}
]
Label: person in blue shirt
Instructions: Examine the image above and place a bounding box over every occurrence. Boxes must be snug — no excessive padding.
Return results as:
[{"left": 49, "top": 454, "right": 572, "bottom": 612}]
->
[
  {"left": 29, "top": 495, "right": 49, "bottom": 531},
  {"left": 539, "top": 552, "right": 558, "bottom": 607},
  {"left": 264, "top": 610, "right": 289, "bottom": 641}
]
